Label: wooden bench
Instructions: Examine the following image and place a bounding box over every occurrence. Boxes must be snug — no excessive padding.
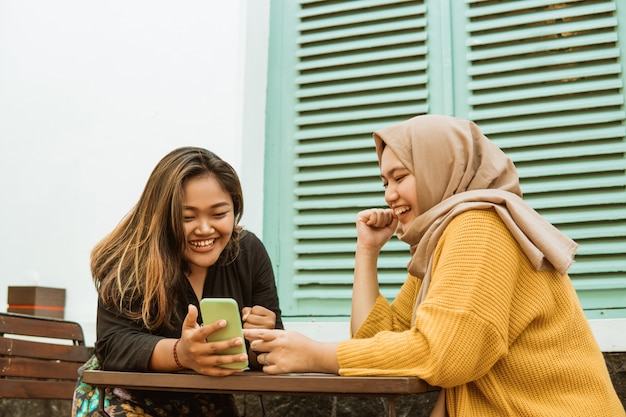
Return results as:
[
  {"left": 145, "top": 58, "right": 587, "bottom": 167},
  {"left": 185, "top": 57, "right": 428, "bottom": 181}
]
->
[{"left": 0, "top": 311, "right": 93, "bottom": 400}]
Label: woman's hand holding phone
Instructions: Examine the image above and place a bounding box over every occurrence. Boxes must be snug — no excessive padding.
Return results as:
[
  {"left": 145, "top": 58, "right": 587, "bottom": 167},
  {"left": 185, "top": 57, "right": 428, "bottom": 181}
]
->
[
  {"left": 176, "top": 304, "right": 248, "bottom": 376},
  {"left": 199, "top": 298, "right": 249, "bottom": 370}
]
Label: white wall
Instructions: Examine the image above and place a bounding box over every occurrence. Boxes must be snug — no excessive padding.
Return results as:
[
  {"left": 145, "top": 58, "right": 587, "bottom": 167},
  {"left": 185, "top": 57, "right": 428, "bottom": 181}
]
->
[{"left": 0, "top": 0, "right": 270, "bottom": 346}]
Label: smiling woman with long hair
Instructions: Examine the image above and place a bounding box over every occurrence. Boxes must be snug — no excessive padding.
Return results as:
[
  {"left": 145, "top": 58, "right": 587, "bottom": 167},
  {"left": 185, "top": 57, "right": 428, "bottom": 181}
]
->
[{"left": 72, "top": 147, "right": 283, "bottom": 417}]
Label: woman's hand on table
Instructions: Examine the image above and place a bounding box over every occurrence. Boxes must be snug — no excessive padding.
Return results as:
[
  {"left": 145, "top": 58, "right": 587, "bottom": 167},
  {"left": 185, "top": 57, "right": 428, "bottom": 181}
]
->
[{"left": 244, "top": 328, "right": 339, "bottom": 375}]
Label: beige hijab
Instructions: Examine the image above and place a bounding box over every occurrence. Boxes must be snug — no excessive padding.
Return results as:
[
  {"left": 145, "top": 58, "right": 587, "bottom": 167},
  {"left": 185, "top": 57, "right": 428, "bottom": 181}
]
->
[
  {"left": 374, "top": 114, "right": 578, "bottom": 416},
  {"left": 374, "top": 114, "right": 577, "bottom": 285}
]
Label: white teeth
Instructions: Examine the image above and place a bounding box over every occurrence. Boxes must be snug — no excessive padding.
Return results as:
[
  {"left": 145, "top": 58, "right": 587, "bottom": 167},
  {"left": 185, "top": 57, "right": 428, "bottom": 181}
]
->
[
  {"left": 394, "top": 207, "right": 410, "bottom": 216},
  {"left": 190, "top": 239, "right": 215, "bottom": 248}
]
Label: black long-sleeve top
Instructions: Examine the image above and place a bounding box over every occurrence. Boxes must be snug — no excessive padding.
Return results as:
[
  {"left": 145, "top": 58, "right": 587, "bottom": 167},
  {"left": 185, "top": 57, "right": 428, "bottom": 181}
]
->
[{"left": 94, "top": 230, "right": 283, "bottom": 371}]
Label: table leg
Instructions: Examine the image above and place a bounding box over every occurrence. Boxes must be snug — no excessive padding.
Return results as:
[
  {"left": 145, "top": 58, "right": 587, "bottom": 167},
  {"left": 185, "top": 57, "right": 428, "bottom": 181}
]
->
[
  {"left": 386, "top": 397, "right": 397, "bottom": 417},
  {"left": 96, "top": 386, "right": 111, "bottom": 417}
]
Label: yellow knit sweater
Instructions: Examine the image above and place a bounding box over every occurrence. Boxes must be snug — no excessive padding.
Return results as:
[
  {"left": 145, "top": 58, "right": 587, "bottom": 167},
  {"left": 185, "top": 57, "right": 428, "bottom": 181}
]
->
[{"left": 337, "top": 209, "right": 624, "bottom": 416}]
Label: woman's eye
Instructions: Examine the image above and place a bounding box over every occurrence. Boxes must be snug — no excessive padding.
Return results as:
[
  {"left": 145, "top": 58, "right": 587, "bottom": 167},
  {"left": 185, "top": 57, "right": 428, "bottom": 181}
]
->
[
  {"left": 382, "top": 182, "right": 389, "bottom": 189},
  {"left": 213, "top": 212, "right": 229, "bottom": 218},
  {"left": 183, "top": 216, "right": 194, "bottom": 221}
]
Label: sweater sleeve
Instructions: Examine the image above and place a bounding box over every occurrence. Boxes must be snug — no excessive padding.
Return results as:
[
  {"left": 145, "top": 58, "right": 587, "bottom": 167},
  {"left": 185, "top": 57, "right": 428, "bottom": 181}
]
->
[
  {"left": 94, "top": 300, "right": 165, "bottom": 371},
  {"left": 337, "top": 209, "right": 520, "bottom": 388}
]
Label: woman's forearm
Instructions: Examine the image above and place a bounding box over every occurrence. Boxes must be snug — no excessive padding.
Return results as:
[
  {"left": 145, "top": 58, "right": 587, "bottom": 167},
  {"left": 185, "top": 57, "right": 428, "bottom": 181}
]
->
[
  {"left": 149, "top": 338, "right": 183, "bottom": 371},
  {"left": 351, "top": 245, "right": 381, "bottom": 334}
]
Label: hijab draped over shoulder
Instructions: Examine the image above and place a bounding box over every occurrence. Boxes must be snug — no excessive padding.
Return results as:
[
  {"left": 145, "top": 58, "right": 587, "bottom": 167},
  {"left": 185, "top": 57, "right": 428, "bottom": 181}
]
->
[{"left": 373, "top": 114, "right": 578, "bottom": 306}]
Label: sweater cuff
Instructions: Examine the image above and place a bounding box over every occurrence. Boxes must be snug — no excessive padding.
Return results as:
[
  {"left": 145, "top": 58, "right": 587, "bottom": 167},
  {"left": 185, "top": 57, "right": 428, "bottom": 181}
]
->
[{"left": 337, "top": 337, "right": 378, "bottom": 375}]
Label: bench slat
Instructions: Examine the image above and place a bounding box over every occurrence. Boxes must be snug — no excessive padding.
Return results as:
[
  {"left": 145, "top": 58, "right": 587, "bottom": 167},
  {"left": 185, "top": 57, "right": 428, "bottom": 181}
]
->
[
  {"left": 0, "top": 312, "right": 85, "bottom": 343},
  {"left": 0, "top": 379, "right": 78, "bottom": 399},
  {"left": 0, "top": 356, "right": 83, "bottom": 380},
  {"left": 0, "top": 336, "right": 92, "bottom": 362}
]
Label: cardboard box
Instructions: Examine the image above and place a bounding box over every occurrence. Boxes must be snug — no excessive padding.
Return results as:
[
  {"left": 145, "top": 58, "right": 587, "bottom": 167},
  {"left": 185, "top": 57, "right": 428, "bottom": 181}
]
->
[{"left": 7, "top": 286, "right": 66, "bottom": 319}]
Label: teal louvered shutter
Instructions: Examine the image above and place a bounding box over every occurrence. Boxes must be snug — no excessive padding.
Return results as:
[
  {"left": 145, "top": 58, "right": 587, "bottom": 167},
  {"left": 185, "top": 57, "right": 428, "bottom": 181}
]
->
[
  {"left": 264, "top": 0, "right": 626, "bottom": 318},
  {"left": 463, "top": 0, "right": 626, "bottom": 318}
]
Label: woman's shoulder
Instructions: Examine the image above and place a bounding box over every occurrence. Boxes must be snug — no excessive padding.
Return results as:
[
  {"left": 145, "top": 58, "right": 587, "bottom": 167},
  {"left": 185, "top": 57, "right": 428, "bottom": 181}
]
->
[
  {"left": 452, "top": 206, "right": 501, "bottom": 223},
  {"left": 238, "top": 229, "right": 259, "bottom": 244},
  {"left": 237, "top": 229, "right": 268, "bottom": 253},
  {"left": 446, "top": 208, "right": 508, "bottom": 237},
  {"left": 439, "top": 208, "right": 526, "bottom": 269},
  {"left": 228, "top": 229, "right": 272, "bottom": 271}
]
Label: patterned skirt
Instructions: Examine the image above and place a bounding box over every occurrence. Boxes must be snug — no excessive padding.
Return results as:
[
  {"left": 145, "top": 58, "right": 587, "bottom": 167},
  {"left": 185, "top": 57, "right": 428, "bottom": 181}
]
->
[{"left": 72, "top": 355, "right": 240, "bottom": 417}]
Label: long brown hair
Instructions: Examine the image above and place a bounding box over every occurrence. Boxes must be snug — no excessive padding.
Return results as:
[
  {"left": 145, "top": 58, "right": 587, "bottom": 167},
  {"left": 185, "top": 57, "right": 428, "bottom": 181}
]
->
[{"left": 91, "top": 147, "right": 244, "bottom": 330}]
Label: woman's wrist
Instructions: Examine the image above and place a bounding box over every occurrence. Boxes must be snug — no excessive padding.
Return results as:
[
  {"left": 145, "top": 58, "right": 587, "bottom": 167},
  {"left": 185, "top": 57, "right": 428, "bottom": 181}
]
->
[
  {"left": 311, "top": 341, "right": 340, "bottom": 374},
  {"left": 355, "top": 242, "right": 382, "bottom": 256},
  {"left": 173, "top": 338, "right": 185, "bottom": 370}
]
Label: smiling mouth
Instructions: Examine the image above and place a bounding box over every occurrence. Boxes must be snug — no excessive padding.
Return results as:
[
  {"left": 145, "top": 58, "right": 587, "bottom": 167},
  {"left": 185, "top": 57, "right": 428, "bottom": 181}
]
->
[
  {"left": 189, "top": 239, "right": 215, "bottom": 248},
  {"left": 393, "top": 206, "right": 411, "bottom": 217}
]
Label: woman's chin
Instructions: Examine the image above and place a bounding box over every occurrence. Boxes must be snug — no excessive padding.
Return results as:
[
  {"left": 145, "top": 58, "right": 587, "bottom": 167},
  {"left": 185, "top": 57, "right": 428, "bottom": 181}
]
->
[{"left": 397, "top": 216, "right": 416, "bottom": 233}]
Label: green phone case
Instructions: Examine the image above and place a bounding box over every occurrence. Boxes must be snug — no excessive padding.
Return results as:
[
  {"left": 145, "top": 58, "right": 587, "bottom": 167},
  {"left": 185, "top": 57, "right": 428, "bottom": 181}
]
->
[{"left": 199, "top": 297, "right": 249, "bottom": 370}]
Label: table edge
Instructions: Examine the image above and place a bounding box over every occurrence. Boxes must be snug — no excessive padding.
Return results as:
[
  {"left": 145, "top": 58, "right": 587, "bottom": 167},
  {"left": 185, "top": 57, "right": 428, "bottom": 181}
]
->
[{"left": 83, "top": 369, "right": 435, "bottom": 395}]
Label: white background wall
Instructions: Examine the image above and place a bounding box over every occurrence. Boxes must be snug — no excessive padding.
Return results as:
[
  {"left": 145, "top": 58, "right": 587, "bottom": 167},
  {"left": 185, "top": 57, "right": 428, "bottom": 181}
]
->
[{"left": 0, "top": 0, "right": 270, "bottom": 346}]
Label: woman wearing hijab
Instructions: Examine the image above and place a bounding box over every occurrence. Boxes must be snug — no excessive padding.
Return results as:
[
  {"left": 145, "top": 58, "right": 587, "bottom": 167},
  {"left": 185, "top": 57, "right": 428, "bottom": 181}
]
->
[{"left": 245, "top": 115, "right": 624, "bottom": 416}]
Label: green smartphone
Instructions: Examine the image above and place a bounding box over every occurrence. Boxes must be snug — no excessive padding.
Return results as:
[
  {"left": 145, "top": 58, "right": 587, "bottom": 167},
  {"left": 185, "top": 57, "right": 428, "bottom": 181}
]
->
[{"left": 199, "top": 297, "right": 249, "bottom": 370}]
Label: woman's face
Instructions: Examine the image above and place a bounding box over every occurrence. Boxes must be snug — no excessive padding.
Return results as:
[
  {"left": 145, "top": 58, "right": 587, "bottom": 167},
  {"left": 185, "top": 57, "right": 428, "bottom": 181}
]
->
[
  {"left": 181, "top": 175, "right": 235, "bottom": 275},
  {"left": 380, "top": 146, "right": 418, "bottom": 231}
]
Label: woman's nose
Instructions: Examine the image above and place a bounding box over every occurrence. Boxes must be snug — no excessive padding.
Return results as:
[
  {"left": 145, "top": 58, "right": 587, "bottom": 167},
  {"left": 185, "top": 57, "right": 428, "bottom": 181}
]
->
[
  {"left": 196, "top": 219, "right": 214, "bottom": 234},
  {"left": 385, "top": 184, "right": 398, "bottom": 205}
]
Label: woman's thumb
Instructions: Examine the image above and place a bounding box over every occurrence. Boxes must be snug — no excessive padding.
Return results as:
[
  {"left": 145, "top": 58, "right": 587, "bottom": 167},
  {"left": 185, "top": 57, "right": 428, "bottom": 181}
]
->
[{"left": 183, "top": 304, "right": 199, "bottom": 330}]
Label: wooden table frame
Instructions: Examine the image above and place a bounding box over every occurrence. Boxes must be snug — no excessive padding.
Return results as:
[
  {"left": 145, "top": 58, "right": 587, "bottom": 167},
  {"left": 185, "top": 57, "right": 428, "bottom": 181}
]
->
[{"left": 83, "top": 369, "right": 436, "bottom": 417}]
